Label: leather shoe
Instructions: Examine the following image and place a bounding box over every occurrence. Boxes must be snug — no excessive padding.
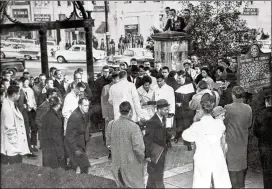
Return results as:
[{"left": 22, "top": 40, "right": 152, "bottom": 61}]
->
[
  {"left": 27, "top": 153, "right": 37, "bottom": 158},
  {"left": 31, "top": 146, "right": 38, "bottom": 152}
]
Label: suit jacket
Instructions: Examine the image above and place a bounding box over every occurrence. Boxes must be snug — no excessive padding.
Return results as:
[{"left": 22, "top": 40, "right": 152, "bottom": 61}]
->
[
  {"left": 165, "top": 77, "right": 177, "bottom": 89},
  {"left": 150, "top": 69, "right": 162, "bottom": 78},
  {"left": 93, "top": 76, "right": 111, "bottom": 104},
  {"left": 127, "top": 76, "right": 144, "bottom": 89},
  {"left": 35, "top": 100, "right": 50, "bottom": 130},
  {"left": 144, "top": 114, "right": 172, "bottom": 158},
  {"left": 66, "top": 81, "right": 93, "bottom": 101},
  {"left": 65, "top": 107, "right": 90, "bottom": 153},
  {"left": 54, "top": 79, "right": 66, "bottom": 97},
  {"left": 164, "top": 16, "right": 186, "bottom": 32}
]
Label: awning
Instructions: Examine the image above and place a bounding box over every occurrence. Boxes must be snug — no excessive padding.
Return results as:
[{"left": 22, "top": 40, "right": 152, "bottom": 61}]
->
[{"left": 95, "top": 22, "right": 106, "bottom": 34}]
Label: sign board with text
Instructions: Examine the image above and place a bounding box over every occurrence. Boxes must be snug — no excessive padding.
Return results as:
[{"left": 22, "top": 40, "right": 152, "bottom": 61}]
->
[
  {"left": 237, "top": 44, "right": 271, "bottom": 91},
  {"left": 93, "top": 5, "right": 109, "bottom": 12},
  {"left": 34, "top": 14, "right": 51, "bottom": 22},
  {"left": 242, "top": 8, "right": 258, "bottom": 15}
]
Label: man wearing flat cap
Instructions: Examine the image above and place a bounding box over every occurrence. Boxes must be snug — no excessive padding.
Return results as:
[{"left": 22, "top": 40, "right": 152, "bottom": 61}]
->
[{"left": 144, "top": 99, "right": 172, "bottom": 188}]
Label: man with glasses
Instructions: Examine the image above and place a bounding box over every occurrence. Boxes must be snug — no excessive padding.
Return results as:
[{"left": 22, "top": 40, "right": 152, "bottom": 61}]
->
[{"left": 62, "top": 82, "right": 86, "bottom": 135}]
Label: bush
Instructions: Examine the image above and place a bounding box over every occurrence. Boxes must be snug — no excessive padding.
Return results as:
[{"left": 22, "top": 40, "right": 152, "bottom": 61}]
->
[{"left": 1, "top": 163, "right": 117, "bottom": 188}]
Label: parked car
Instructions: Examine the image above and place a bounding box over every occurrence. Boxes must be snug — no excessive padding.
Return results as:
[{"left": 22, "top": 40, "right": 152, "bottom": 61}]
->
[
  {"left": 55, "top": 45, "right": 106, "bottom": 63},
  {"left": 112, "top": 48, "right": 154, "bottom": 67},
  {"left": 257, "top": 39, "right": 271, "bottom": 53},
  {"left": 1, "top": 58, "right": 25, "bottom": 76},
  {"left": 1, "top": 44, "right": 25, "bottom": 59}
]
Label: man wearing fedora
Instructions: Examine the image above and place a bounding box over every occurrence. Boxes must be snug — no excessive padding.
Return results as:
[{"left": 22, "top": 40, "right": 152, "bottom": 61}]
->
[{"left": 144, "top": 99, "right": 172, "bottom": 188}]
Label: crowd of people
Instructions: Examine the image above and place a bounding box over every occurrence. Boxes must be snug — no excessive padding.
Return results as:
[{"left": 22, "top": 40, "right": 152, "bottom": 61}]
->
[{"left": 0, "top": 52, "right": 271, "bottom": 188}]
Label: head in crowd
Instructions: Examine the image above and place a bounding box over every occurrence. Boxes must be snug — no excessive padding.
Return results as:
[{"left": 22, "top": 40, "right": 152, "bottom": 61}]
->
[
  {"left": 165, "top": 7, "right": 170, "bottom": 15},
  {"left": 130, "top": 58, "right": 137, "bottom": 66},
  {"left": 46, "top": 88, "right": 58, "bottom": 99},
  {"left": 201, "top": 93, "right": 216, "bottom": 114},
  {"left": 119, "top": 101, "right": 132, "bottom": 119},
  {"left": 143, "top": 67, "right": 151, "bottom": 77},
  {"left": 1, "top": 78, "right": 10, "bottom": 90},
  {"left": 170, "top": 9, "right": 176, "bottom": 17},
  {"left": 156, "top": 99, "right": 170, "bottom": 117},
  {"left": 119, "top": 63, "right": 126, "bottom": 71},
  {"left": 63, "top": 74, "right": 69, "bottom": 83},
  {"left": 183, "top": 59, "right": 192, "bottom": 71},
  {"left": 102, "top": 65, "right": 110, "bottom": 78},
  {"left": 119, "top": 70, "right": 127, "bottom": 80},
  {"left": 45, "top": 78, "right": 54, "bottom": 89},
  {"left": 162, "top": 66, "right": 170, "bottom": 78},
  {"left": 216, "top": 66, "right": 225, "bottom": 78},
  {"left": 201, "top": 67, "right": 211, "bottom": 79},
  {"left": 78, "top": 97, "right": 89, "bottom": 114},
  {"left": 138, "top": 65, "right": 145, "bottom": 77},
  {"left": 23, "top": 72, "right": 30, "bottom": 79},
  {"left": 142, "top": 76, "right": 152, "bottom": 92},
  {"left": 2, "top": 70, "right": 11, "bottom": 81},
  {"left": 7, "top": 85, "right": 20, "bottom": 102},
  {"left": 30, "top": 76, "right": 35, "bottom": 84},
  {"left": 154, "top": 62, "right": 162, "bottom": 71},
  {"left": 176, "top": 70, "right": 187, "bottom": 85},
  {"left": 48, "top": 96, "right": 62, "bottom": 112},
  {"left": 143, "top": 61, "right": 151, "bottom": 68},
  {"left": 111, "top": 71, "right": 120, "bottom": 84},
  {"left": 74, "top": 71, "right": 82, "bottom": 84},
  {"left": 22, "top": 78, "right": 30, "bottom": 88},
  {"left": 197, "top": 80, "right": 208, "bottom": 91},
  {"left": 183, "top": 9, "right": 191, "bottom": 19},
  {"left": 131, "top": 66, "right": 139, "bottom": 79},
  {"left": 14, "top": 79, "right": 23, "bottom": 89},
  {"left": 190, "top": 54, "right": 198, "bottom": 65},
  {"left": 76, "top": 68, "right": 84, "bottom": 76},
  {"left": 49, "top": 67, "right": 57, "bottom": 78},
  {"left": 169, "top": 70, "right": 177, "bottom": 79},
  {"left": 54, "top": 69, "right": 63, "bottom": 80},
  {"left": 74, "top": 82, "right": 86, "bottom": 97},
  {"left": 0, "top": 88, "right": 5, "bottom": 103},
  {"left": 156, "top": 74, "right": 165, "bottom": 88},
  {"left": 232, "top": 86, "right": 244, "bottom": 101},
  {"left": 221, "top": 59, "right": 230, "bottom": 69}
]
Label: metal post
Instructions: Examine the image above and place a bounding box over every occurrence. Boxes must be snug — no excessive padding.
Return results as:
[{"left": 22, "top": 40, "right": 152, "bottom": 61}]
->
[
  {"left": 39, "top": 28, "right": 49, "bottom": 77},
  {"left": 84, "top": 20, "right": 94, "bottom": 85},
  {"left": 104, "top": 1, "right": 109, "bottom": 56}
]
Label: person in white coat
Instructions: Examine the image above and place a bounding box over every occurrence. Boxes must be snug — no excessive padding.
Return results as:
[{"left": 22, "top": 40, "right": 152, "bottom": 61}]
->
[
  {"left": 182, "top": 93, "right": 231, "bottom": 189},
  {"left": 154, "top": 74, "right": 175, "bottom": 128},
  {"left": 1, "top": 85, "right": 30, "bottom": 164},
  {"left": 108, "top": 70, "right": 143, "bottom": 122}
]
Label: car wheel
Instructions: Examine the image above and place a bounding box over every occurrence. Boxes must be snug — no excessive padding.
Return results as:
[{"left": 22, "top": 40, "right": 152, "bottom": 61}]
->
[
  {"left": 24, "top": 55, "right": 32, "bottom": 60},
  {"left": 0, "top": 52, "right": 5, "bottom": 59},
  {"left": 57, "top": 56, "right": 66, "bottom": 63},
  {"left": 7, "top": 68, "right": 17, "bottom": 76}
]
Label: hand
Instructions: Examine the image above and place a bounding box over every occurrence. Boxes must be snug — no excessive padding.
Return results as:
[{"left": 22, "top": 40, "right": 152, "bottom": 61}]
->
[
  {"left": 75, "top": 150, "right": 82, "bottom": 157},
  {"left": 146, "top": 157, "right": 151, "bottom": 162},
  {"left": 107, "top": 145, "right": 111, "bottom": 150},
  {"left": 166, "top": 140, "right": 172, "bottom": 148}
]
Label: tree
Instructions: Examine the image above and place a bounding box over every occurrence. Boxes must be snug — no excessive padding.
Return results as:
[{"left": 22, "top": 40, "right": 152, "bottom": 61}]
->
[{"left": 180, "top": 1, "right": 257, "bottom": 66}]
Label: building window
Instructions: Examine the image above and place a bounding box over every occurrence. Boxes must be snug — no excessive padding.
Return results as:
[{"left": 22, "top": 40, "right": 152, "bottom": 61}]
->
[
  {"left": 58, "top": 1, "right": 61, "bottom": 6},
  {"left": 67, "top": 1, "right": 71, "bottom": 6}
]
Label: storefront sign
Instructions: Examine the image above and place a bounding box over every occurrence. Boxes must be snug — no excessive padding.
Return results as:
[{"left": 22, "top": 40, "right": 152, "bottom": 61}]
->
[
  {"left": 237, "top": 44, "right": 271, "bottom": 91},
  {"left": 93, "top": 5, "right": 109, "bottom": 12},
  {"left": 242, "top": 8, "right": 258, "bottom": 15},
  {"left": 34, "top": 14, "right": 51, "bottom": 22},
  {"left": 13, "top": 9, "right": 28, "bottom": 18},
  {"left": 125, "top": 25, "right": 138, "bottom": 30}
]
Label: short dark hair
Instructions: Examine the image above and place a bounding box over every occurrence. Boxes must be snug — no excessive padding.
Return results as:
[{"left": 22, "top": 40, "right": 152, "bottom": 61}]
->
[
  {"left": 232, "top": 86, "right": 244, "bottom": 99},
  {"left": 162, "top": 66, "right": 170, "bottom": 72},
  {"left": 165, "top": 7, "right": 170, "bottom": 10},
  {"left": 184, "top": 9, "right": 190, "bottom": 13},
  {"left": 119, "top": 101, "right": 131, "bottom": 115},
  {"left": 22, "top": 77, "right": 29, "bottom": 83},
  {"left": 48, "top": 96, "right": 61, "bottom": 108},
  {"left": 156, "top": 73, "right": 165, "bottom": 80},
  {"left": 76, "top": 68, "right": 84, "bottom": 72},
  {"left": 142, "top": 76, "right": 152, "bottom": 84},
  {"left": 46, "top": 88, "right": 57, "bottom": 99},
  {"left": 130, "top": 58, "right": 137, "bottom": 62},
  {"left": 139, "top": 65, "right": 144, "bottom": 70},
  {"left": 76, "top": 82, "right": 86, "bottom": 89},
  {"left": 177, "top": 70, "right": 186, "bottom": 77},
  {"left": 23, "top": 72, "right": 29, "bottom": 75},
  {"left": 78, "top": 97, "right": 89, "bottom": 105},
  {"left": 170, "top": 9, "right": 176, "bottom": 13},
  {"left": 7, "top": 85, "right": 20, "bottom": 97},
  {"left": 54, "top": 69, "right": 61, "bottom": 76},
  {"left": 45, "top": 78, "right": 54, "bottom": 84},
  {"left": 169, "top": 70, "right": 177, "bottom": 78},
  {"left": 111, "top": 71, "right": 119, "bottom": 79},
  {"left": 216, "top": 66, "right": 225, "bottom": 73},
  {"left": 119, "top": 70, "right": 127, "bottom": 79},
  {"left": 131, "top": 65, "right": 140, "bottom": 73},
  {"left": 39, "top": 73, "right": 46, "bottom": 78},
  {"left": 144, "top": 67, "right": 151, "bottom": 72},
  {"left": 50, "top": 67, "right": 57, "bottom": 72}
]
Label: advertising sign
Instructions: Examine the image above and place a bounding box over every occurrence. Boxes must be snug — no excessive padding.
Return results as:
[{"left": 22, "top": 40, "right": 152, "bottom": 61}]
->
[{"left": 34, "top": 14, "right": 51, "bottom": 22}]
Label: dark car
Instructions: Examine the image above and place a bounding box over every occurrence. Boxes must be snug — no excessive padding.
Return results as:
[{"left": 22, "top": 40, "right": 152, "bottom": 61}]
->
[{"left": 1, "top": 58, "right": 25, "bottom": 76}]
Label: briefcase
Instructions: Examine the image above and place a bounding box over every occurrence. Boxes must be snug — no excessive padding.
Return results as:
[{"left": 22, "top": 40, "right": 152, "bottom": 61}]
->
[{"left": 150, "top": 143, "right": 164, "bottom": 164}]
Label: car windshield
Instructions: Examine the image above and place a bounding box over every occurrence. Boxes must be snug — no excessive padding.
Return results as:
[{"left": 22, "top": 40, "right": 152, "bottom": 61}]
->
[
  {"left": 123, "top": 50, "right": 134, "bottom": 56},
  {"left": 21, "top": 40, "right": 35, "bottom": 44}
]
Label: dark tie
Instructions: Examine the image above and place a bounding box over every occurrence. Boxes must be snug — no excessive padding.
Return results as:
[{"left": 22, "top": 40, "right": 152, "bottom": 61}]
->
[
  {"left": 14, "top": 103, "right": 18, "bottom": 111},
  {"left": 162, "top": 116, "right": 167, "bottom": 128}
]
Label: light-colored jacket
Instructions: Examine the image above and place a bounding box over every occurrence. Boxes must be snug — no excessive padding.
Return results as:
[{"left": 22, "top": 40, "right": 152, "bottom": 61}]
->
[
  {"left": 182, "top": 115, "right": 231, "bottom": 188},
  {"left": 137, "top": 86, "right": 155, "bottom": 120},
  {"left": 22, "top": 87, "right": 37, "bottom": 111},
  {"left": 111, "top": 116, "right": 145, "bottom": 188},
  {"left": 109, "top": 79, "right": 142, "bottom": 122},
  {"left": 1, "top": 98, "right": 30, "bottom": 156}
]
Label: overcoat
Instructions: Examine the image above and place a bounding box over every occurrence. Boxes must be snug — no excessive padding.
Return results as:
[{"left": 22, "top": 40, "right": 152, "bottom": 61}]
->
[
  {"left": 41, "top": 108, "right": 65, "bottom": 168},
  {"left": 1, "top": 98, "right": 30, "bottom": 156},
  {"left": 111, "top": 116, "right": 145, "bottom": 188},
  {"left": 182, "top": 116, "right": 231, "bottom": 188}
]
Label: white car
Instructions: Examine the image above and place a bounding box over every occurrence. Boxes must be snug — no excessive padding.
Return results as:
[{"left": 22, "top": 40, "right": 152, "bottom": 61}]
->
[
  {"left": 1, "top": 44, "right": 26, "bottom": 59},
  {"left": 258, "top": 39, "right": 271, "bottom": 53},
  {"left": 55, "top": 45, "right": 106, "bottom": 63}
]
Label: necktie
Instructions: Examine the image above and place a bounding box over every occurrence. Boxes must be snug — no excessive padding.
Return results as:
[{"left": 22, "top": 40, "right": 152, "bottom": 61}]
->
[
  {"left": 14, "top": 103, "right": 18, "bottom": 111},
  {"left": 162, "top": 116, "right": 166, "bottom": 128}
]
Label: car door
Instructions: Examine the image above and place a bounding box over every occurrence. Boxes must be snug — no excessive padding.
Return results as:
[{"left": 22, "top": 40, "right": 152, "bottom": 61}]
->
[
  {"left": 79, "top": 47, "right": 86, "bottom": 61},
  {"left": 67, "top": 46, "right": 81, "bottom": 61}
]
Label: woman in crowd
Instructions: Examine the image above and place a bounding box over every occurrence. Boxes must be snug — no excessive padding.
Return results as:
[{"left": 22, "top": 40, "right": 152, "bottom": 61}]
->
[
  {"left": 137, "top": 76, "right": 156, "bottom": 120},
  {"left": 41, "top": 96, "right": 65, "bottom": 169},
  {"left": 182, "top": 93, "right": 231, "bottom": 188},
  {"left": 174, "top": 70, "right": 195, "bottom": 150}
]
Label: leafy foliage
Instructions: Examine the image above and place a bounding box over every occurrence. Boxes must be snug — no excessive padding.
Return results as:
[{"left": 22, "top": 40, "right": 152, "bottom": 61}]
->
[{"left": 180, "top": 1, "right": 257, "bottom": 66}]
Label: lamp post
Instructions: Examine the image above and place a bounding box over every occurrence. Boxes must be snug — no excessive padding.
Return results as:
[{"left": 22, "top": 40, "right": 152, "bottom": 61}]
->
[
  {"left": 104, "top": 1, "right": 109, "bottom": 56},
  {"left": 106, "top": 31, "right": 110, "bottom": 55}
]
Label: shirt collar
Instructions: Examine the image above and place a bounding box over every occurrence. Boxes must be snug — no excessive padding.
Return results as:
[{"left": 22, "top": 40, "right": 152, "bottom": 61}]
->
[{"left": 156, "top": 113, "right": 163, "bottom": 123}]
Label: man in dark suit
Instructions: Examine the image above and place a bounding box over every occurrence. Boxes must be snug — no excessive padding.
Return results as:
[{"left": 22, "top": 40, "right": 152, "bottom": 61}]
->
[
  {"left": 161, "top": 66, "right": 177, "bottom": 89},
  {"left": 127, "top": 65, "right": 143, "bottom": 89},
  {"left": 163, "top": 9, "right": 185, "bottom": 32},
  {"left": 144, "top": 99, "right": 172, "bottom": 188},
  {"left": 64, "top": 97, "right": 91, "bottom": 174},
  {"left": 53, "top": 69, "right": 66, "bottom": 97}
]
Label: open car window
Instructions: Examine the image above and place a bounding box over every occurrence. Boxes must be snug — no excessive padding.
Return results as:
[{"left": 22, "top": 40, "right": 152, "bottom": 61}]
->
[{"left": 72, "top": 46, "right": 81, "bottom": 51}]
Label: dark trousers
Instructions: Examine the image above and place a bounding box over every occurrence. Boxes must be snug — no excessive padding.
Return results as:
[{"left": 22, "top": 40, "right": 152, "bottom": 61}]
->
[
  {"left": 146, "top": 152, "right": 166, "bottom": 189},
  {"left": 1, "top": 154, "right": 22, "bottom": 164},
  {"left": 229, "top": 169, "right": 247, "bottom": 189},
  {"left": 28, "top": 110, "right": 38, "bottom": 146},
  {"left": 259, "top": 145, "right": 272, "bottom": 189}
]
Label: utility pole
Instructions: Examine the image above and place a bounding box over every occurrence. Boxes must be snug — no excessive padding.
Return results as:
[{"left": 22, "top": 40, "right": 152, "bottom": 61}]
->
[{"left": 104, "top": 1, "right": 109, "bottom": 56}]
